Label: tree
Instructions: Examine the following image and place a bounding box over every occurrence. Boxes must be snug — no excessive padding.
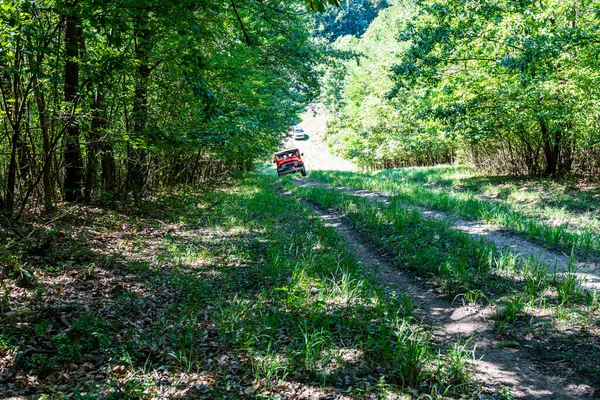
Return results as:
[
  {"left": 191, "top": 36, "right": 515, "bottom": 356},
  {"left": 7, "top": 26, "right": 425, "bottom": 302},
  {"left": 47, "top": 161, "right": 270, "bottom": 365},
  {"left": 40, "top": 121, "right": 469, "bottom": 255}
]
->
[
  {"left": 0, "top": 0, "right": 338, "bottom": 215},
  {"left": 393, "top": 0, "right": 600, "bottom": 176}
]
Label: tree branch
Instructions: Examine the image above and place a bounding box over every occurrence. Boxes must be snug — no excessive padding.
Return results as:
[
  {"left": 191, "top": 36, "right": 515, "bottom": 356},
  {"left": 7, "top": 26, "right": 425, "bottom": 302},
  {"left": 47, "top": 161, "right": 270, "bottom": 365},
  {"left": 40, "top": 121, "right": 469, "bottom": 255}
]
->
[{"left": 231, "top": 0, "right": 252, "bottom": 46}]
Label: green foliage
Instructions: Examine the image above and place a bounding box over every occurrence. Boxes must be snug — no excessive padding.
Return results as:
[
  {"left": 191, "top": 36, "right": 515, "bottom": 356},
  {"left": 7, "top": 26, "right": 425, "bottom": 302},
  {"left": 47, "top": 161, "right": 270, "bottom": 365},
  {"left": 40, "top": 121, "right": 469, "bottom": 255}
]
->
[
  {"left": 0, "top": 0, "right": 329, "bottom": 209},
  {"left": 394, "top": 0, "right": 600, "bottom": 176},
  {"left": 318, "top": 0, "right": 600, "bottom": 176},
  {"left": 318, "top": 1, "right": 457, "bottom": 169},
  {"left": 311, "top": 0, "right": 390, "bottom": 41}
]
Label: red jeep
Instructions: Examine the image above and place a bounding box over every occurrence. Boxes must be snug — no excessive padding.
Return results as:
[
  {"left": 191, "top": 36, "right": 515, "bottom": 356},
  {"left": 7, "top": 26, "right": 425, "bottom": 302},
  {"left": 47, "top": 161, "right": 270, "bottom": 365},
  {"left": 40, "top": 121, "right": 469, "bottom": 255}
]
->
[{"left": 274, "top": 148, "right": 307, "bottom": 177}]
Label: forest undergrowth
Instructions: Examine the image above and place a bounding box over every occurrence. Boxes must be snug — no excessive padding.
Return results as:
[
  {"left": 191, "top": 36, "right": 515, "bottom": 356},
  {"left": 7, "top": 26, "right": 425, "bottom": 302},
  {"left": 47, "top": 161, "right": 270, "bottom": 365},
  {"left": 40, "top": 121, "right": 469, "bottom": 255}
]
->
[
  {"left": 282, "top": 168, "right": 600, "bottom": 390},
  {"left": 2, "top": 174, "right": 482, "bottom": 399}
]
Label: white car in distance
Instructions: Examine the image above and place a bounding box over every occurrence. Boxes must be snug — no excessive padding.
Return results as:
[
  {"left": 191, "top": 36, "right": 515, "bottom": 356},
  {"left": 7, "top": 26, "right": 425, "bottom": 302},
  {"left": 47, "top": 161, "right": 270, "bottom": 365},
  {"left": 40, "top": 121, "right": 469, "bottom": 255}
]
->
[{"left": 293, "top": 126, "right": 306, "bottom": 140}]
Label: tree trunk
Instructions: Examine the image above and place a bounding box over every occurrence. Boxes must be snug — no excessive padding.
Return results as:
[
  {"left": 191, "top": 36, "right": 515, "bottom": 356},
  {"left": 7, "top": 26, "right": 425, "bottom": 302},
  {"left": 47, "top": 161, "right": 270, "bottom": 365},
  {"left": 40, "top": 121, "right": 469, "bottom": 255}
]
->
[
  {"left": 4, "top": 37, "right": 23, "bottom": 215},
  {"left": 559, "top": 122, "right": 573, "bottom": 175},
  {"left": 540, "top": 117, "right": 559, "bottom": 176},
  {"left": 6, "top": 125, "right": 20, "bottom": 214},
  {"left": 97, "top": 32, "right": 116, "bottom": 202},
  {"left": 26, "top": 41, "right": 54, "bottom": 210},
  {"left": 63, "top": 13, "right": 83, "bottom": 202},
  {"left": 39, "top": 89, "right": 53, "bottom": 210},
  {"left": 101, "top": 136, "right": 116, "bottom": 200},
  {"left": 128, "top": 13, "right": 151, "bottom": 203},
  {"left": 85, "top": 91, "right": 102, "bottom": 202}
]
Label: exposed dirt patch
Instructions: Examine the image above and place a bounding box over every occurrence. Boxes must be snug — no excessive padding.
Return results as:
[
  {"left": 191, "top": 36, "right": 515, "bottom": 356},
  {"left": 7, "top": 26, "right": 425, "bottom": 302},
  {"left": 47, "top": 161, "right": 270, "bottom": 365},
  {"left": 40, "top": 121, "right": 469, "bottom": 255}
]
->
[
  {"left": 284, "top": 137, "right": 357, "bottom": 173},
  {"left": 300, "top": 196, "right": 597, "bottom": 399},
  {"left": 283, "top": 107, "right": 356, "bottom": 173}
]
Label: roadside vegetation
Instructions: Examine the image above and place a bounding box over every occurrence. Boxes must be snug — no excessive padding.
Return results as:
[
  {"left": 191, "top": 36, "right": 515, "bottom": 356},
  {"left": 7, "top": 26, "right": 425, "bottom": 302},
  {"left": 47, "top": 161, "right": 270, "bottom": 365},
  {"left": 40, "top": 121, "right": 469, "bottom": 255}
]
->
[
  {"left": 281, "top": 175, "right": 600, "bottom": 389},
  {"left": 3, "top": 0, "right": 600, "bottom": 398},
  {"left": 1, "top": 175, "right": 480, "bottom": 398},
  {"left": 320, "top": 0, "right": 600, "bottom": 179},
  {"left": 0, "top": 0, "right": 321, "bottom": 215},
  {"left": 308, "top": 167, "right": 600, "bottom": 259}
]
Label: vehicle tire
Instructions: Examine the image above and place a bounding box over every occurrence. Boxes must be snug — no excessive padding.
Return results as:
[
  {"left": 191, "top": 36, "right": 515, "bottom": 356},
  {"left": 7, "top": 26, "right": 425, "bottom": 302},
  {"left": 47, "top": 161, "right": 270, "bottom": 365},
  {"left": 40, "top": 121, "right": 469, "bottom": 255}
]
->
[{"left": 301, "top": 166, "right": 307, "bottom": 177}]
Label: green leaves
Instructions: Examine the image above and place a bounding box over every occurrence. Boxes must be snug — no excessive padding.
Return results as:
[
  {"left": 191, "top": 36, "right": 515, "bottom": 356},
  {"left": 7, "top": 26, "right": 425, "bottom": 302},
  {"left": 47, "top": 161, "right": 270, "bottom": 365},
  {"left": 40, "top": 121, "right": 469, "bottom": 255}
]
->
[
  {"left": 0, "top": 0, "right": 327, "bottom": 208},
  {"left": 308, "top": 0, "right": 340, "bottom": 12},
  {"left": 318, "top": 0, "right": 600, "bottom": 175},
  {"left": 319, "top": 1, "right": 455, "bottom": 169}
]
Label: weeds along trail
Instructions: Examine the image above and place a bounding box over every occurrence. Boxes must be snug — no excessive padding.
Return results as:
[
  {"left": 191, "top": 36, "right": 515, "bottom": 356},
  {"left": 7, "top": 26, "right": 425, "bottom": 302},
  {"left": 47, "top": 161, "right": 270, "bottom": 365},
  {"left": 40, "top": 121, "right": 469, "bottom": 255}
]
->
[
  {"left": 284, "top": 177, "right": 600, "bottom": 399},
  {"left": 307, "top": 169, "right": 600, "bottom": 263},
  {"left": 3, "top": 175, "right": 506, "bottom": 399},
  {"left": 295, "top": 197, "right": 594, "bottom": 399},
  {"left": 293, "top": 179, "right": 600, "bottom": 294}
]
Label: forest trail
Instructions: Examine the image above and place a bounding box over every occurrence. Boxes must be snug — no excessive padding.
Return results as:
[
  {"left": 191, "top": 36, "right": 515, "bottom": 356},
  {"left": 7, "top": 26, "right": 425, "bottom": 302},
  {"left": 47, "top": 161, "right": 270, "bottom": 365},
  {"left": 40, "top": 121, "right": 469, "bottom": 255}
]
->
[
  {"left": 286, "top": 131, "right": 598, "bottom": 398},
  {"left": 290, "top": 117, "right": 599, "bottom": 292},
  {"left": 285, "top": 107, "right": 357, "bottom": 172},
  {"left": 285, "top": 138, "right": 356, "bottom": 172},
  {"left": 298, "top": 197, "right": 596, "bottom": 399},
  {"left": 295, "top": 180, "right": 600, "bottom": 294}
]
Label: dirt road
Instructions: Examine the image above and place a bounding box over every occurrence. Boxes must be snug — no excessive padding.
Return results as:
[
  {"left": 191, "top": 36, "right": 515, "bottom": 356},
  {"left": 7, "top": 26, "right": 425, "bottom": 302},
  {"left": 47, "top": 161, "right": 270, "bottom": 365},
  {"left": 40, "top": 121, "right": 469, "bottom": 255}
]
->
[
  {"left": 289, "top": 112, "right": 599, "bottom": 291},
  {"left": 284, "top": 108, "right": 357, "bottom": 172},
  {"left": 302, "top": 200, "right": 595, "bottom": 399},
  {"left": 285, "top": 125, "right": 597, "bottom": 398},
  {"left": 285, "top": 136, "right": 356, "bottom": 172}
]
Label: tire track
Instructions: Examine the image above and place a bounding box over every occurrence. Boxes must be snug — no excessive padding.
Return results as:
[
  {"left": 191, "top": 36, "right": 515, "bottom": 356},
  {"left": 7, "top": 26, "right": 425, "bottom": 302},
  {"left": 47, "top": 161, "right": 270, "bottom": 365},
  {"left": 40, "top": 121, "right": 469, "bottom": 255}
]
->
[
  {"left": 295, "top": 179, "right": 600, "bottom": 293},
  {"left": 296, "top": 191, "right": 596, "bottom": 399}
]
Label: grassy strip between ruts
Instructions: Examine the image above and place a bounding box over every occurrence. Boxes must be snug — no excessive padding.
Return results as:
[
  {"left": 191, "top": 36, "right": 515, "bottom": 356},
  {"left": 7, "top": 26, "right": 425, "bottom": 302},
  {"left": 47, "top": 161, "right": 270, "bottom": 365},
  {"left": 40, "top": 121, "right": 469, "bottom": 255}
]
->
[
  {"left": 1, "top": 174, "right": 476, "bottom": 399},
  {"left": 308, "top": 168, "right": 600, "bottom": 259},
  {"left": 376, "top": 165, "right": 600, "bottom": 217},
  {"left": 376, "top": 165, "right": 600, "bottom": 239},
  {"left": 281, "top": 178, "right": 600, "bottom": 385}
]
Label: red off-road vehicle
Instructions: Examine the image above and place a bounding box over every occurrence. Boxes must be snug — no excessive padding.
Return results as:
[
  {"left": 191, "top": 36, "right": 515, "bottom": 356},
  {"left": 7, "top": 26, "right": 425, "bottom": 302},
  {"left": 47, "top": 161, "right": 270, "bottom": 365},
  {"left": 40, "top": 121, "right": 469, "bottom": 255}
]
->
[{"left": 274, "top": 148, "right": 307, "bottom": 177}]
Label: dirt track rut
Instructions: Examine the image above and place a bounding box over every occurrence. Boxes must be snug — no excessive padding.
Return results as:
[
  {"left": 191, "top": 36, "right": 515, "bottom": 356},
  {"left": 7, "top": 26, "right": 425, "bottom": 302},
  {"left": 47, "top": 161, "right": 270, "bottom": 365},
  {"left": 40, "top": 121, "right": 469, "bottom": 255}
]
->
[
  {"left": 300, "top": 194, "right": 596, "bottom": 399},
  {"left": 295, "top": 180, "right": 600, "bottom": 294}
]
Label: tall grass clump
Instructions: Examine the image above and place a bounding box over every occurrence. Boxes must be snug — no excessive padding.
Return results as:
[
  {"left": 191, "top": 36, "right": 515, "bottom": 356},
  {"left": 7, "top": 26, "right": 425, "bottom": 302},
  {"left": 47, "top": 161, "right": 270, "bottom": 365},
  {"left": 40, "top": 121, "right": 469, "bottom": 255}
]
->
[
  {"left": 308, "top": 169, "right": 600, "bottom": 259},
  {"left": 203, "top": 175, "right": 480, "bottom": 397}
]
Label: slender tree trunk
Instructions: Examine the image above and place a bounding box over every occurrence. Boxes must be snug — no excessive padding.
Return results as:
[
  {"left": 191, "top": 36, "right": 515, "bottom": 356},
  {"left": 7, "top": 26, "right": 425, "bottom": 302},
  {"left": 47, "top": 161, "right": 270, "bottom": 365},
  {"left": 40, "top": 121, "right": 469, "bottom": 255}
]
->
[
  {"left": 128, "top": 13, "right": 151, "bottom": 203},
  {"left": 4, "top": 37, "right": 23, "bottom": 215},
  {"left": 26, "top": 41, "right": 54, "bottom": 210},
  {"left": 6, "top": 126, "right": 20, "bottom": 214},
  {"left": 85, "top": 91, "right": 102, "bottom": 202},
  {"left": 63, "top": 13, "right": 83, "bottom": 202},
  {"left": 39, "top": 91, "right": 53, "bottom": 209},
  {"left": 101, "top": 134, "right": 116, "bottom": 199},
  {"left": 95, "top": 32, "right": 116, "bottom": 202},
  {"left": 560, "top": 124, "right": 573, "bottom": 175}
]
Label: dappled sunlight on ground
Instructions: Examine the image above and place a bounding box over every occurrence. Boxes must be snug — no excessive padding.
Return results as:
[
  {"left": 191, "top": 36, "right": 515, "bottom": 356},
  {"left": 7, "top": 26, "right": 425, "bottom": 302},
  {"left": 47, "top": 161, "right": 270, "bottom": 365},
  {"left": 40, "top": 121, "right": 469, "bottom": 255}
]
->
[{"left": 289, "top": 174, "right": 599, "bottom": 398}]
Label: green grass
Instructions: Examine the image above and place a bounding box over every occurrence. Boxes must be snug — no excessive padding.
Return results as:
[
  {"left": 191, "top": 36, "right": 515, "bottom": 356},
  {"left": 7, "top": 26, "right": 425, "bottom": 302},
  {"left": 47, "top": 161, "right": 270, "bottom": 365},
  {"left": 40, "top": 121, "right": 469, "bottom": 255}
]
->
[
  {"left": 308, "top": 166, "right": 600, "bottom": 258},
  {"left": 280, "top": 177, "right": 600, "bottom": 384},
  {"left": 0, "top": 174, "right": 476, "bottom": 398},
  {"left": 283, "top": 180, "right": 512, "bottom": 299}
]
